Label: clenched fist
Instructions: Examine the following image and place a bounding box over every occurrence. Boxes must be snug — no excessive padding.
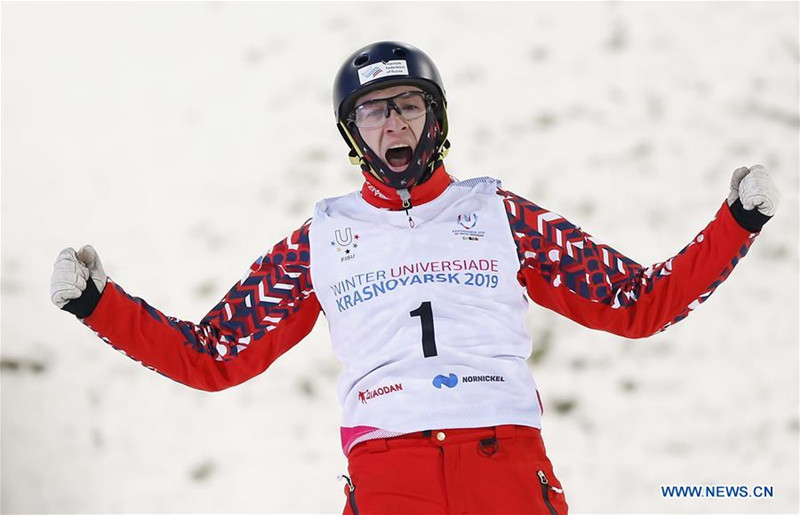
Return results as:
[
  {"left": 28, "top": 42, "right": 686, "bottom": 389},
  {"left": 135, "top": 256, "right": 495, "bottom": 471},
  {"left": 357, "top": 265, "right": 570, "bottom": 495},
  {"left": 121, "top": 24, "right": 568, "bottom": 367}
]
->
[
  {"left": 726, "top": 165, "right": 779, "bottom": 232},
  {"left": 50, "top": 245, "right": 107, "bottom": 317}
]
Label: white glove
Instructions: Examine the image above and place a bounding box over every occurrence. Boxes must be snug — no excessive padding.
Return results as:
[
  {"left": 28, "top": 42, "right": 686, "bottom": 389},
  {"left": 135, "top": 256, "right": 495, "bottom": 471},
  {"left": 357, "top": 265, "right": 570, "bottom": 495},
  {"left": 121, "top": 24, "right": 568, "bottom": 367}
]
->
[
  {"left": 727, "top": 164, "right": 779, "bottom": 217},
  {"left": 50, "top": 245, "right": 107, "bottom": 309}
]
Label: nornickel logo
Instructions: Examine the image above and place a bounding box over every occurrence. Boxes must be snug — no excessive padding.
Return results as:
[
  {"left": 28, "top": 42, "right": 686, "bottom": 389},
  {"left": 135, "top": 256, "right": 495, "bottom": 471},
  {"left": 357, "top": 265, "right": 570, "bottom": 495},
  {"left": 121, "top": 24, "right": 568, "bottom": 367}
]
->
[
  {"left": 462, "top": 375, "right": 505, "bottom": 383},
  {"left": 432, "top": 373, "right": 459, "bottom": 389}
]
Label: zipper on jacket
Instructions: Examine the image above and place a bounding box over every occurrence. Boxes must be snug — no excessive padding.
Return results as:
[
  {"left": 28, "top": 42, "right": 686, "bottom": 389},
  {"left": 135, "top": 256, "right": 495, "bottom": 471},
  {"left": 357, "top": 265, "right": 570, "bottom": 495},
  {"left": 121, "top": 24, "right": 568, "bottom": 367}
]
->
[
  {"left": 339, "top": 474, "right": 359, "bottom": 515},
  {"left": 537, "top": 470, "right": 558, "bottom": 515},
  {"left": 398, "top": 188, "right": 415, "bottom": 228}
]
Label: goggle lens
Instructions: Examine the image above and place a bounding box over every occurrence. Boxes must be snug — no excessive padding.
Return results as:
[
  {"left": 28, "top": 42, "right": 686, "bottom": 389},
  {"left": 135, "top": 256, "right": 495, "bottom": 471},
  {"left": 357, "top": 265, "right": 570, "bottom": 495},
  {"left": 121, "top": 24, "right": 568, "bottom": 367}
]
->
[{"left": 351, "top": 91, "right": 430, "bottom": 129}]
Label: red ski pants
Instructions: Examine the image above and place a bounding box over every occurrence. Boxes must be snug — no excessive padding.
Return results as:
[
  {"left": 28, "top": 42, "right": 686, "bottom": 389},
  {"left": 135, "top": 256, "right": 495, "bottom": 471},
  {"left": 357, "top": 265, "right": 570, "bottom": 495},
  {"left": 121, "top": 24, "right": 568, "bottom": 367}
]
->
[{"left": 341, "top": 425, "right": 568, "bottom": 514}]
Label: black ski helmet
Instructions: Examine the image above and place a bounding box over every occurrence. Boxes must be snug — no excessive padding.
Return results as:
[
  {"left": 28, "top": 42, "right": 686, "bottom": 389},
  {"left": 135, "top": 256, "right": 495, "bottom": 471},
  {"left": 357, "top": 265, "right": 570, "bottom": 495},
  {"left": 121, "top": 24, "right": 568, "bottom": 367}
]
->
[{"left": 333, "top": 41, "right": 450, "bottom": 189}]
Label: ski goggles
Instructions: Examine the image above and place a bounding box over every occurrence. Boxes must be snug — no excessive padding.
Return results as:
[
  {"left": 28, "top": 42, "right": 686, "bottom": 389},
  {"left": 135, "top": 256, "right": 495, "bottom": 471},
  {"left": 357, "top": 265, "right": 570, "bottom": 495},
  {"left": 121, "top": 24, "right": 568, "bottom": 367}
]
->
[{"left": 349, "top": 91, "right": 433, "bottom": 129}]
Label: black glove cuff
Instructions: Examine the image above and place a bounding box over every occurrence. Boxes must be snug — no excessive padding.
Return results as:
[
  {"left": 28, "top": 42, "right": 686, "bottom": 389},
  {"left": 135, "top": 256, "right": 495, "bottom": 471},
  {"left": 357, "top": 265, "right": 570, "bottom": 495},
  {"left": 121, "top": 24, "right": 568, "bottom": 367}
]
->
[
  {"left": 728, "top": 198, "right": 771, "bottom": 233},
  {"left": 63, "top": 278, "right": 103, "bottom": 318}
]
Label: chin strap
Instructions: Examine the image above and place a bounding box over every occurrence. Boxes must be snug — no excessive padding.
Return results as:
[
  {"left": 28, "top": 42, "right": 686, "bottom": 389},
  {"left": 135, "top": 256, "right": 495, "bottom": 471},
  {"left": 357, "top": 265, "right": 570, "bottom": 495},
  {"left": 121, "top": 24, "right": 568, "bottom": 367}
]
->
[
  {"left": 439, "top": 139, "right": 451, "bottom": 160},
  {"left": 340, "top": 111, "right": 449, "bottom": 190}
]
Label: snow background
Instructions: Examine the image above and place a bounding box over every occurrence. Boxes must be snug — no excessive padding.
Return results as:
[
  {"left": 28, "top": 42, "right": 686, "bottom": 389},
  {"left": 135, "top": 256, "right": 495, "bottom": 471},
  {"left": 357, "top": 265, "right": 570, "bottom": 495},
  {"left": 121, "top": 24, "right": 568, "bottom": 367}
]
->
[{"left": 1, "top": 1, "right": 798, "bottom": 513}]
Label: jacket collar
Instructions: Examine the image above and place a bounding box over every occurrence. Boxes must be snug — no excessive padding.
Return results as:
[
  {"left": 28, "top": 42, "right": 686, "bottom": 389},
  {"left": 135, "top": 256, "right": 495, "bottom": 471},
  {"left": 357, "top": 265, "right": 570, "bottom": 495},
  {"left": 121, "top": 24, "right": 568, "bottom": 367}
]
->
[{"left": 360, "top": 164, "right": 453, "bottom": 210}]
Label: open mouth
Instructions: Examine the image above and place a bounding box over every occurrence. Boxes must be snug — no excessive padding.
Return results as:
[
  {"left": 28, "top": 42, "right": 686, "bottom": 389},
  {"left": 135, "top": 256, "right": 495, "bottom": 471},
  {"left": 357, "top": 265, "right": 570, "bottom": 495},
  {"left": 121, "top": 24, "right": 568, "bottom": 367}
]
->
[{"left": 385, "top": 146, "right": 413, "bottom": 169}]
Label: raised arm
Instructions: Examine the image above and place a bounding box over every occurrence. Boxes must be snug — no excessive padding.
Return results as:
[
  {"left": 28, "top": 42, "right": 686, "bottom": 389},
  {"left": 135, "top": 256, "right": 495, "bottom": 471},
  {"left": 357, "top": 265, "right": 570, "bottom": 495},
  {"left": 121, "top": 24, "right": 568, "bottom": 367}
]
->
[
  {"left": 51, "top": 220, "right": 320, "bottom": 391},
  {"left": 498, "top": 166, "right": 777, "bottom": 338}
]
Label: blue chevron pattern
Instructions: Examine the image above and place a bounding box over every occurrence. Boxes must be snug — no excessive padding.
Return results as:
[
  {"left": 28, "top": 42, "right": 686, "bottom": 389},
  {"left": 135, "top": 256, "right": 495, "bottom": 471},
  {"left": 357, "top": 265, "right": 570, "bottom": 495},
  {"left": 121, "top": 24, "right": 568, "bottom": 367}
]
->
[
  {"left": 195, "top": 219, "right": 314, "bottom": 360},
  {"left": 108, "top": 220, "right": 316, "bottom": 363},
  {"left": 499, "top": 189, "right": 756, "bottom": 332},
  {"left": 499, "top": 188, "right": 654, "bottom": 308}
]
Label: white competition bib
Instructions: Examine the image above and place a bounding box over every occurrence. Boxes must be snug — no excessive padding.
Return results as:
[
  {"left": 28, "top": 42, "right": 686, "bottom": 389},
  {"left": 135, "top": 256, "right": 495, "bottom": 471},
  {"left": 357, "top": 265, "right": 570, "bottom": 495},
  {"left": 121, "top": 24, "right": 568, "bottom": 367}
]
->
[{"left": 309, "top": 178, "right": 543, "bottom": 453}]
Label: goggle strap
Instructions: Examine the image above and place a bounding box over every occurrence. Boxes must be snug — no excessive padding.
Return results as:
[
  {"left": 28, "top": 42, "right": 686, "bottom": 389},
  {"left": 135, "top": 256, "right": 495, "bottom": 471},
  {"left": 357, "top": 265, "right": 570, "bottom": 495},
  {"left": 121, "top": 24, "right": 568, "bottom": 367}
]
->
[
  {"left": 345, "top": 139, "right": 381, "bottom": 184},
  {"left": 339, "top": 121, "right": 367, "bottom": 166},
  {"left": 438, "top": 139, "right": 451, "bottom": 159}
]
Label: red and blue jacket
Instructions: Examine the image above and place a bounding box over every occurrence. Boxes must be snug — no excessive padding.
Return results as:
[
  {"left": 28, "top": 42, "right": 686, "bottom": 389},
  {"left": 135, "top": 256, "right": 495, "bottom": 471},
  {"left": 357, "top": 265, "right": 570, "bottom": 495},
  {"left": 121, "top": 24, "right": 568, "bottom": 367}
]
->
[{"left": 79, "top": 165, "right": 760, "bottom": 393}]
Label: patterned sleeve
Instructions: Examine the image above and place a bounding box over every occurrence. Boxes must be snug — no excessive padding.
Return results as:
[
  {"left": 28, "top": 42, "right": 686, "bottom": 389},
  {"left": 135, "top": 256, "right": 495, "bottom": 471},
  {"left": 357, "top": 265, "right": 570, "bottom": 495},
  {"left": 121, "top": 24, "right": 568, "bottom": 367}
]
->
[
  {"left": 499, "top": 189, "right": 759, "bottom": 338},
  {"left": 82, "top": 219, "right": 321, "bottom": 391}
]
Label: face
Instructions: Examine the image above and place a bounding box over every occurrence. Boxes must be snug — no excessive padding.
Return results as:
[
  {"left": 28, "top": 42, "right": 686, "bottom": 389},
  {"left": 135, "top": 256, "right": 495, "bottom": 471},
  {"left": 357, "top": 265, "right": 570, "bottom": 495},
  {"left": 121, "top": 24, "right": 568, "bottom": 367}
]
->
[{"left": 354, "top": 85, "right": 427, "bottom": 174}]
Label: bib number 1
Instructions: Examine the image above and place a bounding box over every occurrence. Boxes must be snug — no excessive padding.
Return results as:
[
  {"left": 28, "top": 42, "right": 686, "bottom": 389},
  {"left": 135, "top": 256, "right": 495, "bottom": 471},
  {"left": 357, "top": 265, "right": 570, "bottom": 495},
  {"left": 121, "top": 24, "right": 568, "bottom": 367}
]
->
[{"left": 410, "top": 301, "right": 438, "bottom": 358}]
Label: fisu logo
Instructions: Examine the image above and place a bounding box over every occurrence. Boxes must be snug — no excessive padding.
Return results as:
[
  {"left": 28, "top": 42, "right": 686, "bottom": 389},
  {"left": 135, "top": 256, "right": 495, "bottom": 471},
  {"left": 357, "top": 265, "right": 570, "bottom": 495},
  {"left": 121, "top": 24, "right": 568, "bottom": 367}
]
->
[
  {"left": 331, "top": 227, "right": 360, "bottom": 262},
  {"left": 432, "top": 373, "right": 459, "bottom": 389},
  {"left": 458, "top": 213, "right": 478, "bottom": 230},
  {"left": 335, "top": 228, "right": 353, "bottom": 246}
]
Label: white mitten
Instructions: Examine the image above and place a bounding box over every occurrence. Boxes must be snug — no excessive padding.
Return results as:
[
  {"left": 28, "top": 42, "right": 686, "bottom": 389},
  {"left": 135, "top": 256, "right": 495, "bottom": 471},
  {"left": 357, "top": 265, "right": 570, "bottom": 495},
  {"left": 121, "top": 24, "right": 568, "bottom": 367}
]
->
[
  {"left": 727, "top": 165, "right": 779, "bottom": 216},
  {"left": 50, "top": 245, "right": 107, "bottom": 315},
  {"left": 76, "top": 244, "right": 107, "bottom": 294},
  {"left": 50, "top": 247, "right": 90, "bottom": 308},
  {"left": 726, "top": 166, "right": 751, "bottom": 207}
]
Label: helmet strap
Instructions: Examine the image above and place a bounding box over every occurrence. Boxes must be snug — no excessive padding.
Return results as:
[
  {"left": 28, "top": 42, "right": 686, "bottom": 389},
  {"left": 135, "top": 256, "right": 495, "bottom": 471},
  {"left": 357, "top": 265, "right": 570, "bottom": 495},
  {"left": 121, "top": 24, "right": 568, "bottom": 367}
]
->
[{"left": 345, "top": 114, "right": 445, "bottom": 190}]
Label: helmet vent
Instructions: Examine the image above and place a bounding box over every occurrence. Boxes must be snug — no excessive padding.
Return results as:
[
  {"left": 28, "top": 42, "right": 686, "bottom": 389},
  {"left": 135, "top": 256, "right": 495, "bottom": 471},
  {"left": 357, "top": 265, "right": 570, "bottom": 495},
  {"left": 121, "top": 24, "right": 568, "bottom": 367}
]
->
[
  {"left": 354, "top": 53, "right": 369, "bottom": 66},
  {"left": 393, "top": 47, "right": 407, "bottom": 58}
]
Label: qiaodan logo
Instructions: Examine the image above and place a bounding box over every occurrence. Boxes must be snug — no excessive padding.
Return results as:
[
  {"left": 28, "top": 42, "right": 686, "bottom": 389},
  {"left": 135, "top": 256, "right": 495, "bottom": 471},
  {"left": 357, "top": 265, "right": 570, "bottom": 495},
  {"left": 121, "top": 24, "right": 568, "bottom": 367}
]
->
[
  {"left": 358, "top": 383, "right": 403, "bottom": 404},
  {"left": 432, "top": 373, "right": 459, "bottom": 389},
  {"left": 331, "top": 227, "right": 360, "bottom": 262}
]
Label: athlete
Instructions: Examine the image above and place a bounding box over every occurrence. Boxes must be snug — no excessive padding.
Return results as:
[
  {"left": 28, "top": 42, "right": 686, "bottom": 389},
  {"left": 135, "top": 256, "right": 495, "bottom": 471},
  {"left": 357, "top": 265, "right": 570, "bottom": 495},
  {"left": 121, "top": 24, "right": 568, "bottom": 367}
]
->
[{"left": 50, "top": 41, "right": 780, "bottom": 514}]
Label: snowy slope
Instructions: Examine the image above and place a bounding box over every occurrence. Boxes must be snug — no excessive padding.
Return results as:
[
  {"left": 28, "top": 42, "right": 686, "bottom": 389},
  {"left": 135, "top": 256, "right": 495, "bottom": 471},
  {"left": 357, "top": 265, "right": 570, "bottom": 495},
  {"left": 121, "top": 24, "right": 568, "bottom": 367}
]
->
[{"left": 2, "top": 2, "right": 798, "bottom": 513}]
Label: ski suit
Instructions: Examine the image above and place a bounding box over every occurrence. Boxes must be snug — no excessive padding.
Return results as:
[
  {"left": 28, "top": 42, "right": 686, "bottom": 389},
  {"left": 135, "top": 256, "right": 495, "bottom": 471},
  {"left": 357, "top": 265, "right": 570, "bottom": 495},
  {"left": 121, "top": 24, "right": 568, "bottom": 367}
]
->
[{"left": 77, "top": 165, "right": 760, "bottom": 514}]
